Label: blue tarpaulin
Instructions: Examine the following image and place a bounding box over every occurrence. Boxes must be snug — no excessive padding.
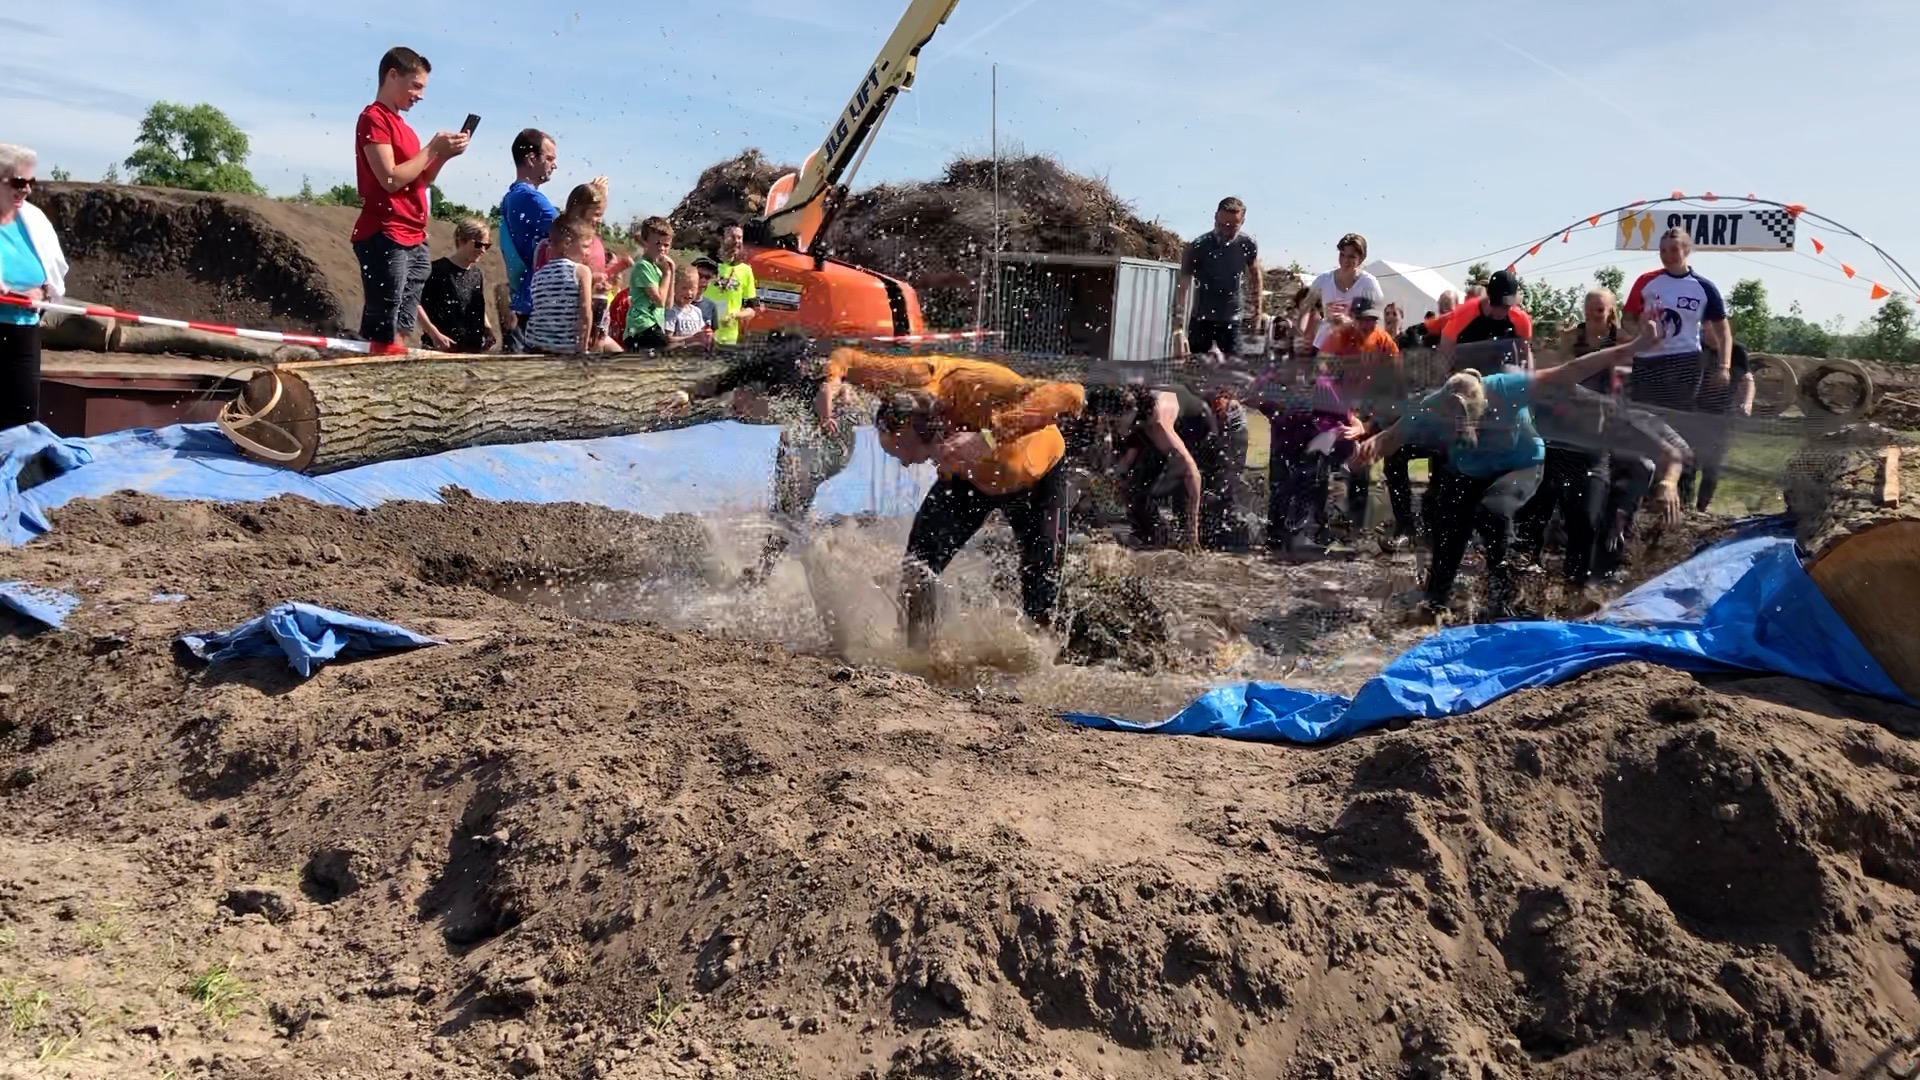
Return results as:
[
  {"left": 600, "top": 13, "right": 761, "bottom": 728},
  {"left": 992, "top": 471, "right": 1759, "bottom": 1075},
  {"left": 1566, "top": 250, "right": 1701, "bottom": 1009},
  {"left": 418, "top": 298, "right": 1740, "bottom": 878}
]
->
[
  {"left": 177, "top": 602, "right": 441, "bottom": 678},
  {"left": 1, "top": 421, "right": 937, "bottom": 547},
  {"left": 0, "top": 580, "right": 81, "bottom": 629},
  {"left": 1064, "top": 527, "right": 1913, "bottom": 744}
]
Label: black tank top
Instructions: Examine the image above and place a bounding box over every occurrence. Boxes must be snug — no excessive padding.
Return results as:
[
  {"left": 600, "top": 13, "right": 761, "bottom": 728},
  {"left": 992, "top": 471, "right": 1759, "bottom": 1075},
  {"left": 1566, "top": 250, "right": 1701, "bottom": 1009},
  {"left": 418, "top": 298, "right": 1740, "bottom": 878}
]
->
[
  {"left": 1117, "top": 384, "right": 1217, "bottom": 455},
  {"left": 1570, "top": 322, "right": 1618, "bottom": 394}
]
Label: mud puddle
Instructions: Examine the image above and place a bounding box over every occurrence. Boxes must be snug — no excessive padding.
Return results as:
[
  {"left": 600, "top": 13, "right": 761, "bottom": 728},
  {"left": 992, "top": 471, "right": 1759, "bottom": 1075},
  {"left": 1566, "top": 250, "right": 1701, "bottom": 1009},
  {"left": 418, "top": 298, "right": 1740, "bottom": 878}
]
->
[{"left": 483, "top": 512, "right": 1431, "bottom": 723}]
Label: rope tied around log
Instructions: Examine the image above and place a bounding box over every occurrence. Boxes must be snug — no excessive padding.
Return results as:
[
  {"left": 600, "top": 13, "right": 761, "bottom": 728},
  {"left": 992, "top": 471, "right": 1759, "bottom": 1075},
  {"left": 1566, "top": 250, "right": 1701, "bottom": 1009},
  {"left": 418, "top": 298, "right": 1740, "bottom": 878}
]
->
[{"left": 217, "top": 366, "right": 307, "bottom": 464}]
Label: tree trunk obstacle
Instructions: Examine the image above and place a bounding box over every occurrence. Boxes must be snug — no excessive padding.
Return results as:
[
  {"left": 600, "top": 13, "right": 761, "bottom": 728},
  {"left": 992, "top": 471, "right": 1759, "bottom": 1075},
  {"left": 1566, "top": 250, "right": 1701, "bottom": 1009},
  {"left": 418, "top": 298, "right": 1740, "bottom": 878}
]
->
[
  {"left": 218, "top": 352, "right": 731, "bottom": 473},
  {"left": 1784, "top": 424, "right": 1920, "bottom": 700}
]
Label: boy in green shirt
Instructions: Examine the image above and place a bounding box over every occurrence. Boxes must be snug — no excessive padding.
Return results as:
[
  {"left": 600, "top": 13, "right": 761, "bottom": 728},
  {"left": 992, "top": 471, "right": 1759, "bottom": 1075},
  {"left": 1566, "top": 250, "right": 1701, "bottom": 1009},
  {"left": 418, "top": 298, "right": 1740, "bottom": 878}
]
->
[{"left": 623, "top": 216, "right": 675, "bottom": 350}]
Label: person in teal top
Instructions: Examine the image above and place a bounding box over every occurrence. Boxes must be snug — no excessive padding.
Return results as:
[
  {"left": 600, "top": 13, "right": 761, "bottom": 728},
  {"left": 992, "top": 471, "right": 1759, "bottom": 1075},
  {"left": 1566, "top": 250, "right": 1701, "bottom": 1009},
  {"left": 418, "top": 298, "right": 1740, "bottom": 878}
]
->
[
  {"left": 1352, "top": 312, "right": 1671, "bottom": 618},
  {"left": 0, "top": 143, "right": 67, "bottom": 431}
]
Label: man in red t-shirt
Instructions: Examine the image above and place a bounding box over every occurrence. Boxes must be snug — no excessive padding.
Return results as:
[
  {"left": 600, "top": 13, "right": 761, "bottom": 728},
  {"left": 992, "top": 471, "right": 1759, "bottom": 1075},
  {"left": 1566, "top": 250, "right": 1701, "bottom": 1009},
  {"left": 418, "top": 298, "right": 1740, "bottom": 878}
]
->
[{"left": 352, "top": 46, "right": 468, "bottom": 354}]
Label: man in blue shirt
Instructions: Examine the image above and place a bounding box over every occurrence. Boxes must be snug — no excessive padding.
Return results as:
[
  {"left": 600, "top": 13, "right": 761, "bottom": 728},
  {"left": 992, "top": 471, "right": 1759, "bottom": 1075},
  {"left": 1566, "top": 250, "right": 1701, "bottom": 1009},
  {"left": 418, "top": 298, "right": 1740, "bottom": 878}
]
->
[{"left": 499, "top": 128, "right": 557, "bottom": 352}]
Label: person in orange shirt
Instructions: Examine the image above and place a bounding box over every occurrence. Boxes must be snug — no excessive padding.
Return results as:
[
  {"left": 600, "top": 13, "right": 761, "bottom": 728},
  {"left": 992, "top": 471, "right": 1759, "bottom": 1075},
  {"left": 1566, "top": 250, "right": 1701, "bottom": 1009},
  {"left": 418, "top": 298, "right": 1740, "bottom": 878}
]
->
[{"left": 818, "top": 348, "right": 1086, "bottom": 648}]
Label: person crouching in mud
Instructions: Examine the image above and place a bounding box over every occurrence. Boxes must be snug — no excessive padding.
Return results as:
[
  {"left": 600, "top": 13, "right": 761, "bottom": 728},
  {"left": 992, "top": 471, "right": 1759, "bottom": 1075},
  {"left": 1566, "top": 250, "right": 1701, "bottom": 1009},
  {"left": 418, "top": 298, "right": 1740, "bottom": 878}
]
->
[
  {"left": 1079, "top": 383, "right": 1229, "bottom": 552},
  {"left": 815, "top": 349, "right": 1086, "bottom": 649},
  {"left": 677, "top": 332, "right": 863, "bottom": 579},
  {"left": 1350, "top": 307, "right": 1679, "bottom": 620}
]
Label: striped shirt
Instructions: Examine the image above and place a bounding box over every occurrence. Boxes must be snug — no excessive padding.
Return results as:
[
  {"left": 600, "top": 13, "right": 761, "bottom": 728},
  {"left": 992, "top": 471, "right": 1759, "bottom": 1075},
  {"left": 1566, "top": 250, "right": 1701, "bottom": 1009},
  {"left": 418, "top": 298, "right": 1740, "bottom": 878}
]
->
[{"left": 526, "top": 258, "right": 585, "bottom": 353}]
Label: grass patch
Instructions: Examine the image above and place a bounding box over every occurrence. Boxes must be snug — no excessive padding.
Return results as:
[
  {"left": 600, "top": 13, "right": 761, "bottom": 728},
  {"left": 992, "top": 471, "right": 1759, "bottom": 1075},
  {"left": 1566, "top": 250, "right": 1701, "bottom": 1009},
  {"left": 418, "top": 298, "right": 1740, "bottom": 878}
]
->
[
  {"left": 73, "top": 911, "right": 125, "bottom": 952},
  {"left": 1, "top": 980, "right": 51, "bottom": 1038},
  {"left": 1707, "top": 432, "right": 1799, "bottom": 516},
  {"left": 187, "top": 962, "right": 252, "bottom": 1025},
  {"left": 645, "top": 984, "right": 686, "bottom": 1033}
]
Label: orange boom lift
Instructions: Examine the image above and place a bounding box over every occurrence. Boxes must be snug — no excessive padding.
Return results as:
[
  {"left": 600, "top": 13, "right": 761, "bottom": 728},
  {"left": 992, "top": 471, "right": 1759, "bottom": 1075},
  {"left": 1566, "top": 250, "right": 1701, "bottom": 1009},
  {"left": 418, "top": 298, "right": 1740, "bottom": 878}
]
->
[{"left": 741, "top": 0, "right": 960, "bottom": 340}]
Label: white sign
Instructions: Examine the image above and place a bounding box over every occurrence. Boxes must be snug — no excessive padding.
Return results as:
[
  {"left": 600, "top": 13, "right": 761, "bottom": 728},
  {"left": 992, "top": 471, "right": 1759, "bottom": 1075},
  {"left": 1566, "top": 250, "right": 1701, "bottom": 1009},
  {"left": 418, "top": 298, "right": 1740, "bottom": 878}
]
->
[{"left": 1615, "top": 205, "right": 1796, "bottom": 252}]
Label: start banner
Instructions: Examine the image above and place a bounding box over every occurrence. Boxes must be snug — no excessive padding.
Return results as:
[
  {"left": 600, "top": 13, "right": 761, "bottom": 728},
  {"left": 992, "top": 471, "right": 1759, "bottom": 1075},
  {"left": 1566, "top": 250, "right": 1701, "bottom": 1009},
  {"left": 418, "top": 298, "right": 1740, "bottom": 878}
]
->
[{"left": 1616, "top": 205, "right": 1797, "bottom": 252}]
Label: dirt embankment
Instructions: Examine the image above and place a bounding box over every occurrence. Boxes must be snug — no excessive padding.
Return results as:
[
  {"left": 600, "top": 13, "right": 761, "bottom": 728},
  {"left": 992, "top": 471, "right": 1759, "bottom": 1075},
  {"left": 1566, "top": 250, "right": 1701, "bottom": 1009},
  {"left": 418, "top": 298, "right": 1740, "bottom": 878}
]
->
[
  {"left": 2, "top": 493, "right": 1918, "bottom": 1079},
  {"left": 33, "top": 183, "right": 508, "bottom": 337},
  {"left": 671, "top": 151, "right": 1184, "bottom": 329}
]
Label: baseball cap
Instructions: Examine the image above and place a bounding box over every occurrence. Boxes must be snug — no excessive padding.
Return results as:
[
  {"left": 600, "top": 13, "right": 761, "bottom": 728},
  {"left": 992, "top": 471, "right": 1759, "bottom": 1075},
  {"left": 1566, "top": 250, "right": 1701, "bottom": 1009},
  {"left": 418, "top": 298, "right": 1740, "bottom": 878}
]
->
[
  {"left": 693, "top": 256, "right": 720, "bottom": 273},
  {"left": 1486, "top": 270, "right": 1521, "bottom": 303},
  {"left": 1348, "top": 294, "right": 1382, "bottom": 320}
]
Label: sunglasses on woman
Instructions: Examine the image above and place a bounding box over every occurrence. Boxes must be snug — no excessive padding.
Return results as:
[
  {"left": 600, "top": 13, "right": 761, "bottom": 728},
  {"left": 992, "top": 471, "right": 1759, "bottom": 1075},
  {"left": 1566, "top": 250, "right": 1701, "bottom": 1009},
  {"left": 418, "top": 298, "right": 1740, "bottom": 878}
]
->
[{"left": 4, "top": 177, "right": 32, "bottom": 191}]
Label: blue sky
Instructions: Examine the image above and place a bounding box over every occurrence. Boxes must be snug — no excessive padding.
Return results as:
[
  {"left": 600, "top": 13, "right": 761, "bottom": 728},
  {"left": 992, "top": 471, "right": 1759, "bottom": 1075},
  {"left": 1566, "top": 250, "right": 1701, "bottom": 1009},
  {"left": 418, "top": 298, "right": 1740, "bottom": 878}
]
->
[{"left": 5, "top": 0, "right": 1914, "bottom": 327}]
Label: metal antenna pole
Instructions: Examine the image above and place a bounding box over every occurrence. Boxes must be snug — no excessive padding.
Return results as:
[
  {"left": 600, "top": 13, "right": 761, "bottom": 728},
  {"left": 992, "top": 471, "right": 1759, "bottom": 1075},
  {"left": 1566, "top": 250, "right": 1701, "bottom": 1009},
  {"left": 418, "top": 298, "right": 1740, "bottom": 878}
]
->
[{"left": 991, "top": 62, "right": 1000, "bottom": 337}]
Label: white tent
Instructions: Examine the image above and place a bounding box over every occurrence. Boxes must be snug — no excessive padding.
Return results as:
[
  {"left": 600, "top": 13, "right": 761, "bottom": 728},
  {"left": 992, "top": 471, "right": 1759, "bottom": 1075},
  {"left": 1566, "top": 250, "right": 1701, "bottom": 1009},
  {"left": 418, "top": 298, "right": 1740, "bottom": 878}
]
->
[{"left": 1367, "top": 260, "right": 1462, "bottom": 319}]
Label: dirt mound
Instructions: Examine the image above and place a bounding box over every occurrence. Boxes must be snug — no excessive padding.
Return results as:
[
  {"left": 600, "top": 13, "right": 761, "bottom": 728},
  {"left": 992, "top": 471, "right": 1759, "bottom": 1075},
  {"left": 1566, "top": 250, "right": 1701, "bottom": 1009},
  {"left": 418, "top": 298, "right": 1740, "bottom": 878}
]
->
[
  {"left": 33, "top": 183, "right": 507, "bottom": 338},
  {"left": 672, "top": 151, "right": 1184, "bottom": 328},
  {"left": 3, "top": 493, "right": 1918, "bottom": 1079},
  {"left": 667, "top": 150, "right": 797, "bottom": 255}
]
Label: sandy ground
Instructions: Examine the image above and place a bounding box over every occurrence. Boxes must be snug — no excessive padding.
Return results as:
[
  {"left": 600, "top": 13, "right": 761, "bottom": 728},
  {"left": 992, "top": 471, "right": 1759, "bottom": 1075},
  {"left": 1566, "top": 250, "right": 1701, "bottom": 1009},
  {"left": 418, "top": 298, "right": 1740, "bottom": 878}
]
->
[{"left": 2, "top": 492, "right": 1918, "bottom": 1079}]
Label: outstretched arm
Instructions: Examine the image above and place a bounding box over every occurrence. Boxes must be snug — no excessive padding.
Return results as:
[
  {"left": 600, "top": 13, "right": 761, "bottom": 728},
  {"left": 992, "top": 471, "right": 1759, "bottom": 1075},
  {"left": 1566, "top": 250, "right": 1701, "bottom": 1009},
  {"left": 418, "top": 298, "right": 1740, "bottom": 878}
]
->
[{"left": 1532, "top": 313, "right": 1661, "bottom": 389}]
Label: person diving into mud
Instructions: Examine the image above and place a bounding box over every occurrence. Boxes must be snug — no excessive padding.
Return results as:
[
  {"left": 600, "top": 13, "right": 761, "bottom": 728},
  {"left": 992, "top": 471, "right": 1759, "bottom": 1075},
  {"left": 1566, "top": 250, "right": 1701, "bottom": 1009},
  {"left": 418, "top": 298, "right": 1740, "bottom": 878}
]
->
[
  {"left": 815, "top": 349, "right": 1086, "bottom": 649},
  {"left": 1350, "top": 307, "right": 1690, "bottom": 619}
]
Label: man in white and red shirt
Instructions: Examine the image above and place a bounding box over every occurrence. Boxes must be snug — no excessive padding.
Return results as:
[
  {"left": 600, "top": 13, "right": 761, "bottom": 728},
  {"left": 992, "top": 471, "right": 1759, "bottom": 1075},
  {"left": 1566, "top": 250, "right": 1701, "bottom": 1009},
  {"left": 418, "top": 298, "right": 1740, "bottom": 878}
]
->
[
  {"left": 1622, "top": 227, "right": 1732, "bottom": 411},
  {"left": 352, "top": 46, "right": 468, "bottom": 354}
]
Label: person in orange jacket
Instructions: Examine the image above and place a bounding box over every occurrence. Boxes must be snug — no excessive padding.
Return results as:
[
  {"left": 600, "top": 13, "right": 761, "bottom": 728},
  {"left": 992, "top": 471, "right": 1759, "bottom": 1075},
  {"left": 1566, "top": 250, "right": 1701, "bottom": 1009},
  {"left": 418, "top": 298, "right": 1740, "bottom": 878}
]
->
[{"left": 818, "top": 348, "right": 1086, "bottom": 648}]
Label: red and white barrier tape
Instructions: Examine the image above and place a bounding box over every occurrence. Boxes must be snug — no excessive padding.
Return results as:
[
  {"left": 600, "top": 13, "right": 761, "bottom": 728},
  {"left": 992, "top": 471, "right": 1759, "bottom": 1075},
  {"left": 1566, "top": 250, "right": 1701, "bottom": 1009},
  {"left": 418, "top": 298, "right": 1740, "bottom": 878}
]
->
[
  {"left": 3, "top": 289, "right": 1003, "bottom": 356},
  {"left": 0, "top": 291, "right": 374, "bottom": 354},
  {"left": 855, "top": 330, "right": 1002, "bottom": 344}
]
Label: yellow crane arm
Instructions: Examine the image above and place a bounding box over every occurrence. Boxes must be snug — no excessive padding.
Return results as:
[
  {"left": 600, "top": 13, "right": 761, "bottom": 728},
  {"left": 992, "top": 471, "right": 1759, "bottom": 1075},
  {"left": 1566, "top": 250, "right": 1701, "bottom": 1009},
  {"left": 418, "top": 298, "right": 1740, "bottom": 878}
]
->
[{"left": 751, "top": 0, "right": 961, "bottom": 254}]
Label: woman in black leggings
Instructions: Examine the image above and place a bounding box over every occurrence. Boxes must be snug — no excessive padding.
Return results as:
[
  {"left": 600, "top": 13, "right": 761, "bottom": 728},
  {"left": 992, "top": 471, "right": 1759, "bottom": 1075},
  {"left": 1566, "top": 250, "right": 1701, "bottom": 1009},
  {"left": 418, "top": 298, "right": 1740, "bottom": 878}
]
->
[
  {"left": 1514, "top": 288, "right": 1624, "bottom": 588},
  {"left": 1352, "top": 316, "right": 1664, "bottom": 616}
]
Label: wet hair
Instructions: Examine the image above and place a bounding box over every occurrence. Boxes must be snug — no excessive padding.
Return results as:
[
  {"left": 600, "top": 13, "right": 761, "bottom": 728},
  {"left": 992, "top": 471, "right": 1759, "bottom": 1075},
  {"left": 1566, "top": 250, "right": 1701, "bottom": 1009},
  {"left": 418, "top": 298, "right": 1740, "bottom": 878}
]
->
[
  {"left": 511, "top": 128, "right": 552, "bottom": 167},
  {"left": 1337, "top": 232, "right": 1368, "bottom": 260},
  {"left": 453, "top": 218, "right": 489, "bottom": 246},
  {"left": 378, "top": 47, "right": 430, "bottom": 84},
  {"left": 874, "top": 390, "right": 940, "bottom": 440},
  {"left": 1433, "top": 370, "right": 1488, "bottom": 447},
  {"left": 562, "top": 183, "right": 606, "bottom": 217},
  {"left": 1217, "top": 196, "right": 1246, "bottom": 214}
]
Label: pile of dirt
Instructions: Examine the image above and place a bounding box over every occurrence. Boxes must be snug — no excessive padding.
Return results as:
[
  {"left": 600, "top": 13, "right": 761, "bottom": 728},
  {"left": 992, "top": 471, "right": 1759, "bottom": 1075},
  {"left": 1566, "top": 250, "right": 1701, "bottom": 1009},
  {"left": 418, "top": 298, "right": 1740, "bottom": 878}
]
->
[
  {"left": 3, "top": 492, "right": 1918, "bottom": 1079},
  {"left": 671, "top": 151, "right": 1185, "bottom": 328},
  {"left": 667, "top": 150, "right": 796, "bottom": 255},
  {"left": 33, "top": 182, "right": 508, "bottom": 338}
]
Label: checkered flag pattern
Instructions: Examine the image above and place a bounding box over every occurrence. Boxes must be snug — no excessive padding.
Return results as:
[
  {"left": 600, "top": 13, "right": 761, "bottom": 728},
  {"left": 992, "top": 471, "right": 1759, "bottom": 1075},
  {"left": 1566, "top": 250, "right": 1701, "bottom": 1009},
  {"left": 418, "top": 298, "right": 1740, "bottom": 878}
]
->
[{"left": 1752, "top": 208, "right": 1797, "bottom": 249}]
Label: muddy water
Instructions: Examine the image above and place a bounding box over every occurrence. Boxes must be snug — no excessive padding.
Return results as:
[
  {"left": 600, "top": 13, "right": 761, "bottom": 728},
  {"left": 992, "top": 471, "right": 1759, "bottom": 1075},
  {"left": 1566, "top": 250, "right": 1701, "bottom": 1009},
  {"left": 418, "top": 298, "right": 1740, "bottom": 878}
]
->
[{"left": 492, "top": 514, "right": 1436, "bottom": 724}]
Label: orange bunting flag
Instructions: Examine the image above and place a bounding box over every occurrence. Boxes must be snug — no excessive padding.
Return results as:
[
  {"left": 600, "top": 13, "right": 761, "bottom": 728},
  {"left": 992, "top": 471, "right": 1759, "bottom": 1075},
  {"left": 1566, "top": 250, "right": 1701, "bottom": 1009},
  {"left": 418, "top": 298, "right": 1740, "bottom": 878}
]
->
[
  {"left": 1746, "top": 193, "right": 1756, "bottom": 200},
  {"left": 1588, "top": 214, "right": 1601, "bottom": 227},
  {"left": 1628, "top": 199, "right": 1646, "bottom": 208},
  {"left": 1704, "top": 191, "right": 1717, "bottom": 201},
  {"left": 1871, "top": 283, "right": 1890, "bottom": 300},
  {"left": 1841, "top": 263, "right": 1857, "bottom": 279},
  {"left": 1671, "top": 189, "right": 1685, "bottom": 198},
  {"left": 1812, "top": 237, "right": 1825, "bottom": 254},
  {"left": 1504, "top": 263, "right": 1517, "bottom": 274},
  {"left": 1561, "top": 229, "right": 1571, "bottom": 244},
  {"left": 1527, "top": 243, "right": 1542, "bottom": 257},
  {"left": 1785, "top": 203, "right": 1805, "bottom": 218}
]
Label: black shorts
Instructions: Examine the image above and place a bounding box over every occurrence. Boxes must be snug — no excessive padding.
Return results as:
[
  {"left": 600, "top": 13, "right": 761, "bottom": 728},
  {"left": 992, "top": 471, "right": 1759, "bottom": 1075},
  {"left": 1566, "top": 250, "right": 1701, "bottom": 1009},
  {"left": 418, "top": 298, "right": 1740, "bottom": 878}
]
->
[{"left": 1187, "top": 318, "right": 1241, "bottom": 357}]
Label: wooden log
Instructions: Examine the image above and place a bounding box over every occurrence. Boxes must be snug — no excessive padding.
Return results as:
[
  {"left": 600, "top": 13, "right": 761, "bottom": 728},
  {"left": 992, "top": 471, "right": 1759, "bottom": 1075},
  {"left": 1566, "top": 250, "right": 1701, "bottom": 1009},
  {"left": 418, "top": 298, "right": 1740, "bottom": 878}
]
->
[
  {"left": 219, "top": 352, "right": 733, "bottom": 474},
  {"left": 1783, "top": 423, "right": 1920, "bottom": 700}
]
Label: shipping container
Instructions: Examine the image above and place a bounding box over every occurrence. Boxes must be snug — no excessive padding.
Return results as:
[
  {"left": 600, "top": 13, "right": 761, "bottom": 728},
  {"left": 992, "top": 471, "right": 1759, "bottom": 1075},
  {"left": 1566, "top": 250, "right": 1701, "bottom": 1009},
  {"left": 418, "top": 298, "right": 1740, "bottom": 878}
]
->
[{"left": 992, "top": 252, "right": 1180, "bottom": 364}]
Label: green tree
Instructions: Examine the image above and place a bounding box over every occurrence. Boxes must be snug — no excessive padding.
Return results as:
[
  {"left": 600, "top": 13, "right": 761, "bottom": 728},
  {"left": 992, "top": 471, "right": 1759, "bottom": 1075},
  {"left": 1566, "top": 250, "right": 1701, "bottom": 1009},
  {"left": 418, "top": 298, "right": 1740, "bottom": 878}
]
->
[
  {"left": 1465, "top": 262, "right": 1491, "bottom": 289},
  {"left": 1767, "top": 301, "right": 1831, "bottom": 357},
  {"left": 47, "top": 165, "right": 71, "bottom": 182},
  {"left": 287, "top": 175, "right": 318, "bottom": 204},
  {"left": 319, "top": 183, "right": 360, "bottom": 207},
  {"left": 1518, "top": 278, "right": 1582, "bottom": 340},
  {"left": 123, "top": 101, "right": 264, "bottom": 195},
  {"left": 1861, "top": 296, "right": 1915, "bottom": 363},
  {"left": 429, "top": 183, "right": 489, "bottom": 223},
  {"left": 1725, "top": 278, "right": 1772, "bottom": 350},
  {"left": 1593, "top": 265, "right": 1625, "bottom": 296},
  {"left": 101, "top": 162, "right": 120, "bottom": 184}
]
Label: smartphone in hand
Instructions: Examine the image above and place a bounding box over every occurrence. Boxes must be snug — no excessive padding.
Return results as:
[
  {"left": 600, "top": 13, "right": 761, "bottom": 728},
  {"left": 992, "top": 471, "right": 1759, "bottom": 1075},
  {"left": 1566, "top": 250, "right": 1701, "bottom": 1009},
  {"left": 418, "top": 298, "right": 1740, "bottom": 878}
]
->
[{"left": 461, "top": 113, "right": 481, "bottom": 136}]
